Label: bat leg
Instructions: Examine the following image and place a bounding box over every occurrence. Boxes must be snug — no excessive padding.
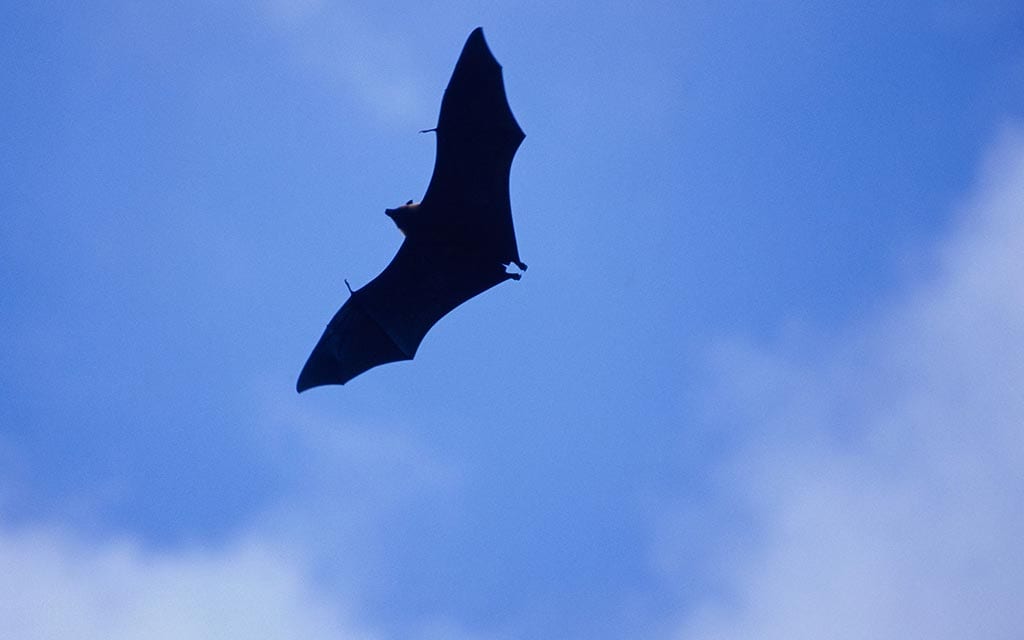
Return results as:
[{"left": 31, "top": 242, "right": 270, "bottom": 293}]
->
[{"left": 514, "top": 260, "right": 528, "bottom": 271}]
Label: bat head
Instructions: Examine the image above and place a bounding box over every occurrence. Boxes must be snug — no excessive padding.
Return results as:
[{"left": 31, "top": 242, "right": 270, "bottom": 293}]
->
[{"left": 384, "top": 200, "right": 421, "bottom": 236}]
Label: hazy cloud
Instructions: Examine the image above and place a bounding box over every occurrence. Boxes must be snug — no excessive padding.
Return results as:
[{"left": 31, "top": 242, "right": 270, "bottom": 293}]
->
[
  {"left": 258, "top": 0, "right": 431, "bottom": 125},
  {"left": 666, "top": 126, "right": 1024, "bottom": 639},
  {"left": 0, "top": 403, "right": 471, "bottom": 640}
]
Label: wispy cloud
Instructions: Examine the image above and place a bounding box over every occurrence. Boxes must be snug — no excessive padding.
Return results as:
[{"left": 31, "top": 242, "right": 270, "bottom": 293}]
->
[
  {"left": 250, "top": 399, "right": 466, "bottom": 566},
  {"left": 257, "top": 0, "right": 432, "bottom": 125},
  {"left": 664, "top": 126, "right": 1024, "bottom": 639}
]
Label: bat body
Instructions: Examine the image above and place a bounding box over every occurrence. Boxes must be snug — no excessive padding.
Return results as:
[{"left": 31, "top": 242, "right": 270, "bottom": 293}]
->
[{"left": 297, "top": 28, "right": 525, "bottom": 392}]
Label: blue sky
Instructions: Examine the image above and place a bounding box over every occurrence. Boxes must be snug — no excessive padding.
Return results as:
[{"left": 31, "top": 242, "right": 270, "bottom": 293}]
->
[{"left": 3, "top": 2, "right": 1023, "bottom": 638}]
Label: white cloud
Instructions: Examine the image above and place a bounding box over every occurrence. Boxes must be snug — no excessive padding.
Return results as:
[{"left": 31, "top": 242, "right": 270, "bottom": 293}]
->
[
  {"left": 665, "top": 126, "right": 1024, "bottom": 639},
  {"left": 0, "top": 527, "right": 379, "bottom": 640}
]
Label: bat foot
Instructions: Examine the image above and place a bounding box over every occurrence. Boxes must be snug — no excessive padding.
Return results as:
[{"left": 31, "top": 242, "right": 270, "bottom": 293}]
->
[{"left": 503, "top": 261, "right": 526, "bottom": 280}]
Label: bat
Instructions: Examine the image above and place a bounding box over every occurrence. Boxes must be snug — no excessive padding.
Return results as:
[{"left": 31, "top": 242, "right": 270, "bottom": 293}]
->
[{"left": 297, "top": 28, "right": 526, "bottom": 392}]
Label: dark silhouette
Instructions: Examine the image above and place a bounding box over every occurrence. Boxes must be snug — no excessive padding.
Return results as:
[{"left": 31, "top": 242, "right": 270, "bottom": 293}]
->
[{"left": 297, "top": 28, "right": 526, "bottom": 392}]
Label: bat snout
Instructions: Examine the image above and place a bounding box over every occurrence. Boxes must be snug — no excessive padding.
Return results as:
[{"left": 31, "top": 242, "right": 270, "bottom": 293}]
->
[
  {"left": 385, "top": 201, "right": 422, "bottom": 235},
  {"left": 385, "top": 201, "right": 419, "bottom": 217}
]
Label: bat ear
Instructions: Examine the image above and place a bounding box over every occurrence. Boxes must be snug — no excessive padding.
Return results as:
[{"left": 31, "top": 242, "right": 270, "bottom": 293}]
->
[{"left": 406, "top": 200, "right": 413, "bottom": 205}]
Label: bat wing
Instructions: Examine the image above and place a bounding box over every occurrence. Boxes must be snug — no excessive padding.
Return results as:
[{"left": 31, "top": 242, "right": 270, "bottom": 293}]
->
[
  {"left": 296, "top": 294, "right": 411, "bottom": 391},
  {"left": 296, "top": 237, "right": 513, "bottom": 391},
  {"left": 420, "top": 27, "right": 526, "bottom": 267}
]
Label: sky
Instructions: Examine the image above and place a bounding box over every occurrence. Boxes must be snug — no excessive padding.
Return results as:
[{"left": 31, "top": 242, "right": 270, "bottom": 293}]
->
[{"left": 2, "top": 1, "right": 1023, "bottom": 638}]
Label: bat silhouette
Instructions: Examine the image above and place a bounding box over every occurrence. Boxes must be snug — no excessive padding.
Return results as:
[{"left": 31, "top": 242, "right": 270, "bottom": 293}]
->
[{"left": 297, "top": 28, "right": 526, "bottom": 392}]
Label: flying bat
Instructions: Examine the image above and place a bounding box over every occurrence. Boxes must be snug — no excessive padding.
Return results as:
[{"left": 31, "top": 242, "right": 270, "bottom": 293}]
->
[{"left": 297, "top": 28, "right": 526, "bottom": 392}]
